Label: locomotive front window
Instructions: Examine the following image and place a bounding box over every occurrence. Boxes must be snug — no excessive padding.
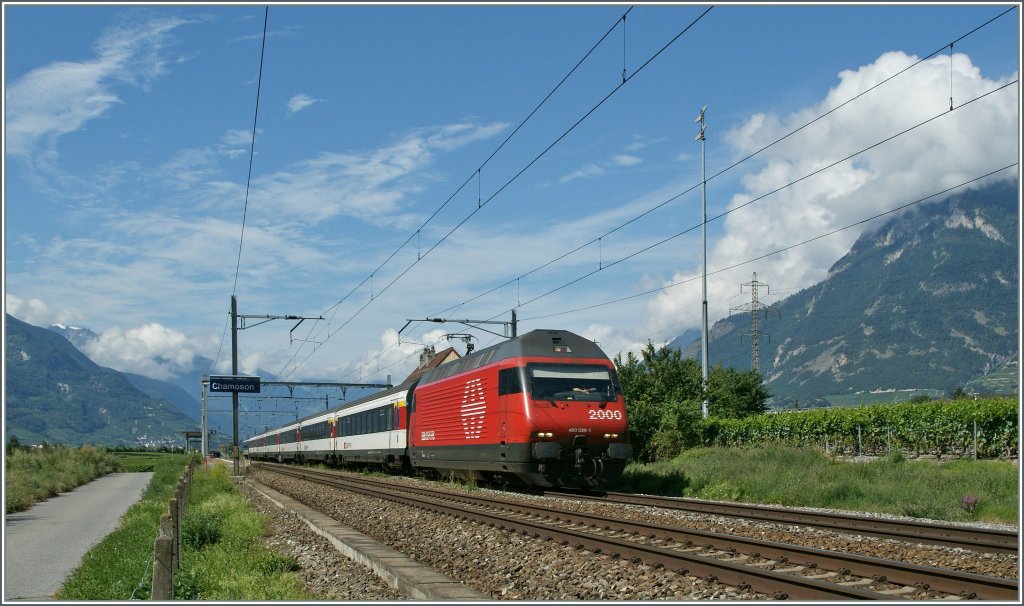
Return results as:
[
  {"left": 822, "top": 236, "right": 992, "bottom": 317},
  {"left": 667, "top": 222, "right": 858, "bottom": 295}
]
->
[{"left": 527, "top": 364, "right": 617, "bottom": 402}]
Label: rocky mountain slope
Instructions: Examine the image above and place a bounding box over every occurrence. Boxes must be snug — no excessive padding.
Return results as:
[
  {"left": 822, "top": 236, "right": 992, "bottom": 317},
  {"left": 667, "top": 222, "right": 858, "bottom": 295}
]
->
[{"left": 672, "top": 179, "right": 1018, "bottom": 404}]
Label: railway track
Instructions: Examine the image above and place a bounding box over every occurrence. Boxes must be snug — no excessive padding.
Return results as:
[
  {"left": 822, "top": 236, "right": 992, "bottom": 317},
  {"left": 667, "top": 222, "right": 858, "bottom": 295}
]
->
[
  {"left": 549, "top": 490, "right": 1019, "bottom": 555},
  {"left": 253, "top": 463, "right": 1018, "bottom": 600}
]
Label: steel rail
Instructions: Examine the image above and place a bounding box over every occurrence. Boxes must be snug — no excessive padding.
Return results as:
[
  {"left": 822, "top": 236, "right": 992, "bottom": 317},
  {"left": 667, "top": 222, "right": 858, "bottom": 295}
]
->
[
  {"left": 559, "top": 490, "right": 1020, "bottom": 555},
  {"left": 258, "top": 463, "right": 1016, "bottom": 601},
  {"left": 256, "top": 464, "right": 899, "bottom": 600}
]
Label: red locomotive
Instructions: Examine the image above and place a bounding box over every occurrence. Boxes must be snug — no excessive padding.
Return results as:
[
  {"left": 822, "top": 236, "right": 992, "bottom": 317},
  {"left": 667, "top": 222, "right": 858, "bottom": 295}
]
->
[{"left": 245, "top": 329, "right": 632, "bottom": 488}]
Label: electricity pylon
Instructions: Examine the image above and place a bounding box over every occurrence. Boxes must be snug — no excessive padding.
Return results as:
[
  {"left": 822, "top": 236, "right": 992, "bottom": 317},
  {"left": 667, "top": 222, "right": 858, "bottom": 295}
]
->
[{"left": 729, "top": 272, "right": 780, "bottom": 372}]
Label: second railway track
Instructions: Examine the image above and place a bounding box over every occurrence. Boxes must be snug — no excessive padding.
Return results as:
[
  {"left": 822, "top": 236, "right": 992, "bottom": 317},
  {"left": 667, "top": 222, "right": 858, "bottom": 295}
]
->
[{"left": 556, "top": 490, "right": 1019, "bottom": 555}]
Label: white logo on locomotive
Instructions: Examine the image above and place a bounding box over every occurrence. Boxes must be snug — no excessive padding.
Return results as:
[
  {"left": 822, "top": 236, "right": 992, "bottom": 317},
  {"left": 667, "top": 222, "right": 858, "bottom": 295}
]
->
[{"left": 461, "top": 378, "right": 485, "bottom": 440}]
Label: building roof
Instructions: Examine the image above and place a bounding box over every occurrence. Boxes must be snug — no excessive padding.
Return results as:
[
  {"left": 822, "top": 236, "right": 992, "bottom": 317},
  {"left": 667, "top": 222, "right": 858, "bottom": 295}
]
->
[{"left": 401, "top": 346, "right": 460, "bottom": 385}]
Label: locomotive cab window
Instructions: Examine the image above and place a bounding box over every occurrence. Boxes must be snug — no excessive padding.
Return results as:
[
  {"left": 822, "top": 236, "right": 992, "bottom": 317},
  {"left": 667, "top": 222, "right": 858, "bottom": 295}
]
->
[
  {"left": 498, "top": 367, "right": 524, "bottom": 395},
  {"left": 527, "top": 364, "right": 617, "bottom": 402}
]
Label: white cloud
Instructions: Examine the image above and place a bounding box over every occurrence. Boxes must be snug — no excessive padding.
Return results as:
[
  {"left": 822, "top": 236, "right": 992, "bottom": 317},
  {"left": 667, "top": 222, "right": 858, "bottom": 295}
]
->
[
  {"left": 5, "top": 16, "right": 188, "bottom": 160},
  {"left": 610, "top": 154, "right": 642, "bottom": 167},
  {"left": 644, "top": 50, "right": 1018, "bottom": 338},
  {"left": 559, "top": 163, "right": 605, "bottom": 184},
  {"left": 6, "top": 294, "right": 52, "bottom": 326},
  {"left": 253, "top": 121, "right": 508, "bottom": 227},
  {"left": 560, "top": 150, "right": 643, "bottom": 184},
  {"left": 287, "top": 93, "right": 319, "bottom": 113},
  {"left": 6, "top": 294, "right": 86, "bottom": 328},
  {"left": 83, "top": 323, "right": 198, "bottom": 380}
]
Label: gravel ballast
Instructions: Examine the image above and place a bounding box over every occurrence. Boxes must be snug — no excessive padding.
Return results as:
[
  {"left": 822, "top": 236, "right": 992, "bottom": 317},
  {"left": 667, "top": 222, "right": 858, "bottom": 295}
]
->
[{"left": 245, "top": 468, "right": 1018, "bottom": 600}]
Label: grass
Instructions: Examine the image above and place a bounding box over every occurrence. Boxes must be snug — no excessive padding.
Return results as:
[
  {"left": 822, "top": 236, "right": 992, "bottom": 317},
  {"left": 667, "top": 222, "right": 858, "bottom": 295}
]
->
[
  {"left": 616, "top": 446, "right": 1019, "bottom": 524},
  {"left": 55, "top": 454, "right": 188, "bottom": 600},
  {"left": 5, "top": 445, "right": 123, "bottom": 513},
  {"left": 173, "top": 464, "right": 315, "bottom": 600},
  {"left": 112, "top": 451, "right": 172, "bottom": 473}
]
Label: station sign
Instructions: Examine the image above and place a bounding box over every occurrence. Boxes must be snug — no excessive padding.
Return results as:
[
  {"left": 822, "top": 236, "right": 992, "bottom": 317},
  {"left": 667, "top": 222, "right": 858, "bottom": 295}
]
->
[{"left": 209, "top": 375, "right": 261, "bottom": 393}]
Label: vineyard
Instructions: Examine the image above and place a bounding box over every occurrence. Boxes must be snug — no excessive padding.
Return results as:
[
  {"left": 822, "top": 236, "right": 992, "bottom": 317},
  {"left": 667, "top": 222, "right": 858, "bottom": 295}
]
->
[{"left": 699, "top": 398, "right": 1018, "bottom": 459}]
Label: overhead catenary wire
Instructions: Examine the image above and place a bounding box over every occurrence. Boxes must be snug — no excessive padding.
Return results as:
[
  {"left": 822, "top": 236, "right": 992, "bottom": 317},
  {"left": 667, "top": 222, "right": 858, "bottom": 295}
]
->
[
  {"left": 293, "top": 6, "right": 639, "bottom": 339},
  {"left": 334, "top": 160, "right": 1016, "bottom": 386},
  {"left": 429, "top": 6, "right": 1018, "bottom": 324},
  {"left": 278, "top": 5, "right": 715, "bottom": 379},
  {"left": 212, "top": 5, "right": 270, "bottom": 375},
  {"left": 280, "top": 5, "right": 641, "bottom": 375},
  {"left": 474, "top": 79, "right": 1017, "bottom": 323},
  {"left": 329, "top": 73, "right": 1019, "bottom": 384},
  {"left": 280, "top": 5, "right": 1014, "bottom": 384},
  {"left": 519, "top": 164, "right": 1016, "bottom": 323}
]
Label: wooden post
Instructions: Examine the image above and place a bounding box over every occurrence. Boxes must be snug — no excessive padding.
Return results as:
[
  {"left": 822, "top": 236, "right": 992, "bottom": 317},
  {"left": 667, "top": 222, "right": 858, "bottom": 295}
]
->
[
  {"left": 168, "top": 497, "right": 179, "bottom": 572},
  {"left": 974, "top": 420, "right": 978, "bottom": 461},
  {"left": 152, "top": 513, "right": 174, "bottom": 600}
]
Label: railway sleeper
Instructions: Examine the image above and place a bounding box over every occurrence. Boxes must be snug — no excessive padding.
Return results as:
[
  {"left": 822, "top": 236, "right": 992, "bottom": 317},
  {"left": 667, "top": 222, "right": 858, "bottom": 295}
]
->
[
  {"left": 804, "top": 571, "right": 840, "bottom": 580},
  {"left": 837, "top": 577, "right": 875, "bottom": 587},
  {"left": 721, "top": 555, "right": 751, "bottom": 563},
  {"left": 878, "top": 585, "right": 919, "bottom": 596}
]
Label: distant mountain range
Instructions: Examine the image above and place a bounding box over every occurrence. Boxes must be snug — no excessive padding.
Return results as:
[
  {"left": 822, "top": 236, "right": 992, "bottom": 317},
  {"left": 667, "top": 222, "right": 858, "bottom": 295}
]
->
[
  {"left": 671, "top": 179, "right": 1019, "bottom": 406},
  {"left": 6, "top": 315, "right": 198, "bottom": 446}
]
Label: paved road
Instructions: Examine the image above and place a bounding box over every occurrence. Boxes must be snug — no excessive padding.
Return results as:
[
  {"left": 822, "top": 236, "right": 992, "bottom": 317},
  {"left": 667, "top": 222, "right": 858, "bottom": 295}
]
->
[{"left": 4, "top": 472, "right": 153, "bottom": 601}]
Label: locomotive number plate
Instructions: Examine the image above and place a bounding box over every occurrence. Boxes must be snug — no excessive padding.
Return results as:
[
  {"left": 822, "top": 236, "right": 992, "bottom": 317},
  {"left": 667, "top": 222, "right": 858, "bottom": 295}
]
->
[
  {"left": 588, "top": 409, "right": 623, "bottom": 420},
  {"left": 568, "top": 427, "right": 591, "bottom": 433},
  {"left": 420, "top": 431, "right": 436, "bottom": 441}
]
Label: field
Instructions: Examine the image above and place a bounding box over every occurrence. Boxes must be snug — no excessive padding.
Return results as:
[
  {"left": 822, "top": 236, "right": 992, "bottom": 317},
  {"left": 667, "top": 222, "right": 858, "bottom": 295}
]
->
[
  {"left": 617, "top": 446, "right": 1019, "bottom": 524},
  {"left": 818, "top": 389, "right": 946, "bottom": 407}
]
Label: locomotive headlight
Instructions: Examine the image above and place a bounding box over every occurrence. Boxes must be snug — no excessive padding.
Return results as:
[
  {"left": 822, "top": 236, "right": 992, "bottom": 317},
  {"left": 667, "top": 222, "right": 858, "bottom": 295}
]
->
[
  {"left": 603, "top": 433, "right": 619, "bottom": 439},
  {"left": 533, "top": 431, "right": 554, "bottom": 438}
]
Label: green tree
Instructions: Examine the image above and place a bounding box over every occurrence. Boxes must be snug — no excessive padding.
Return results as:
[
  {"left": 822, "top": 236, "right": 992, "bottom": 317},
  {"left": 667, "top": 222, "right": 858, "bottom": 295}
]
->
[
  {"left": 615, "top": 342, "right": 771, "bottom": 461},
  {"left": 707, "top": 365, "right": 770, "bottom": 418},
  {"left": 615, "top": 341, "right": 702, "bottom": 462},
  {"left": 6, "top": 435, "right": 22, "bottom": 458}
]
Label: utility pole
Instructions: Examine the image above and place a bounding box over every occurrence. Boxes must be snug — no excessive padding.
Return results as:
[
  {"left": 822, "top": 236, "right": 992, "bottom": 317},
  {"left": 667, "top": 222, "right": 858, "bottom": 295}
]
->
[
  {"left": 231, "top": 296, "right": 239, "bottom": 474},
  {"left": 228, "top": 295, "right": 323, "bottom": 476},
  {"left": 695, "top": 105, "right": 709, "bottom": 419},
  {"left": 728, "top": 272, "right": 780, "bottom": 372},
  {"left": 200, "top": 376, "right": 209, "bottom": 457}
]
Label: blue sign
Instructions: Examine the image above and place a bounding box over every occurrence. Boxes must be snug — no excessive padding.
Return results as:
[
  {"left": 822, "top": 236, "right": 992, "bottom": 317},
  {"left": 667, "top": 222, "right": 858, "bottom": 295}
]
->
[{"left": 209, "top": 375, "right": 261, "bottom": 393}]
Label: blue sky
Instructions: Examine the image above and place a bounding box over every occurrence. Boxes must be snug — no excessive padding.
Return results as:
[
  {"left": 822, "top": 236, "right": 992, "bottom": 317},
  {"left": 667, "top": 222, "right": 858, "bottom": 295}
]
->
[{"left": 4, "top": 3, "right": 1020, "bottom": 393}]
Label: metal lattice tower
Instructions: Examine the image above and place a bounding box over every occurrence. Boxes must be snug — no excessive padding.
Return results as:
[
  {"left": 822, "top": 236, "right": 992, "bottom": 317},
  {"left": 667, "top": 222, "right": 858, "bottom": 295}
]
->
[{"left": 728, "top": 272, "right": 780, "bottom": 372}]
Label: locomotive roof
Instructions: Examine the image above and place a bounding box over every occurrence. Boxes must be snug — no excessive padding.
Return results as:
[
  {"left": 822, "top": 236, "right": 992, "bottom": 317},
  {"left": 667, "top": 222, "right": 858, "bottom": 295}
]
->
[{"left": 418, "top": 329, "right": 609, "bottom": 387}]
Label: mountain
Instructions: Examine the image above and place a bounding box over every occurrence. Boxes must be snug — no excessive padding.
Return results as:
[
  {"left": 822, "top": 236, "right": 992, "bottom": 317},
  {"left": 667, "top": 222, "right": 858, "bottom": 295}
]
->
[
  {"left": 6, "top": 315, "right": 198, "bottom": 446},
  {"left": 49, "top": 323, "right": 99, "bottom": 350},
  {"left": 45, "top": 323, "right": 288, "bottom": 442},
  {"left": 48, "top": 323, "right": 209, "bottom": 421},
  {"left": 673, "top": 179, "right": 1019, "bottom": 405},
  {"left": 123, "top": 372, "right": 202, "bottom": 422}
]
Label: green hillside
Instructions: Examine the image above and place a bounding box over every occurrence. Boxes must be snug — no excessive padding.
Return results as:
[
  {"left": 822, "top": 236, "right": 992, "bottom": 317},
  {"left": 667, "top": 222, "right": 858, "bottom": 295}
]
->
[{"left": 5, "top": 314, "right": 197, "bottom": 446}]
